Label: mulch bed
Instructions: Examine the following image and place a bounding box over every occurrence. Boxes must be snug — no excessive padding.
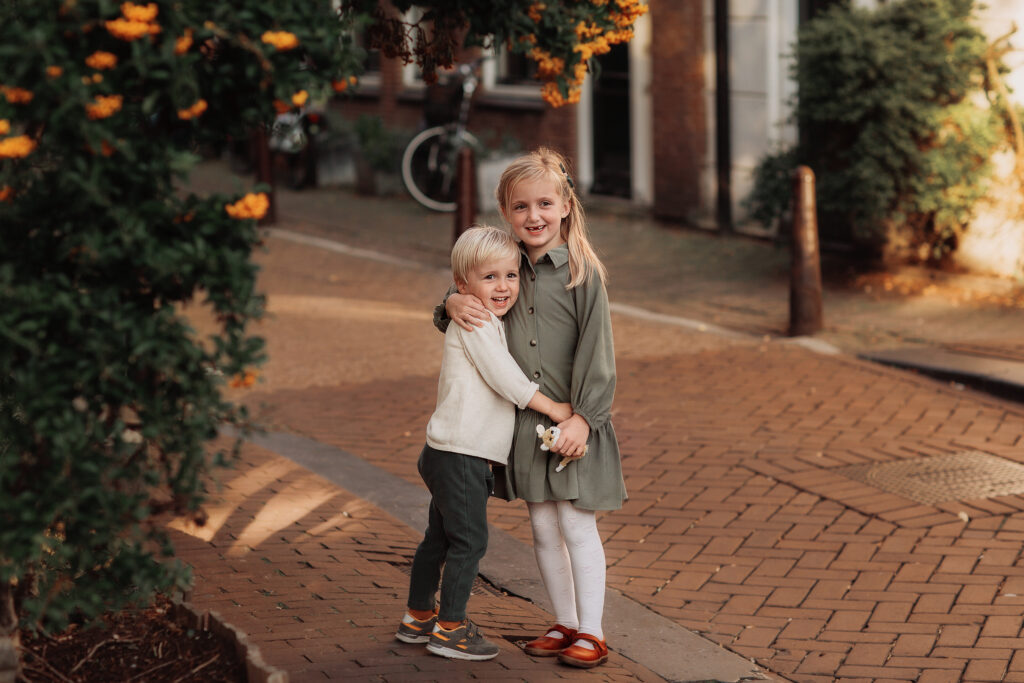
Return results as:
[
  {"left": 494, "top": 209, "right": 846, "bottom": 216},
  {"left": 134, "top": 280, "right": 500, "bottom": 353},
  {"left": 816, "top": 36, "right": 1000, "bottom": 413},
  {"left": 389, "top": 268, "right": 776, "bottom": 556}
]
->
[{"left": 18, "top": 595, "right": 245, "bottom": 682}]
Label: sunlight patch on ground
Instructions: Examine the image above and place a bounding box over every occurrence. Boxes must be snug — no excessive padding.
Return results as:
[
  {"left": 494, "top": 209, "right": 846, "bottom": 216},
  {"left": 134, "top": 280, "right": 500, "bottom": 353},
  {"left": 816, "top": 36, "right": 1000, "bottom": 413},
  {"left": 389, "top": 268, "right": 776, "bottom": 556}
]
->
[
  {"left": 169, "top": 458, "right": 303, "bottom": 541},
  {"left": 266, "top": 294, "right": 432, "bottom": 323},
  {"left": 226, "top": 476, "right": 338, "bottom": 555}
]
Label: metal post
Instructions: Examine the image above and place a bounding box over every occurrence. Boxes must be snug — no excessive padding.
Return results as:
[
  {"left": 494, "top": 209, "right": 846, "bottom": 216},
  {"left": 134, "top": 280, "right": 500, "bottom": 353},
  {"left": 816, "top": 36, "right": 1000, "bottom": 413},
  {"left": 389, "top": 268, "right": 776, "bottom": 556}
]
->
[
  {"left": 789, "top": 165, "right": 823, "bottom": 336},
  {"left": 714, "top": 0, "right": 733, "bottom": 233},
  {"left": 253, "top": 126, "right": 276, "bottom": 226},
  {"left": 453, "top": 146, "right": 477, "bottom": 244}
]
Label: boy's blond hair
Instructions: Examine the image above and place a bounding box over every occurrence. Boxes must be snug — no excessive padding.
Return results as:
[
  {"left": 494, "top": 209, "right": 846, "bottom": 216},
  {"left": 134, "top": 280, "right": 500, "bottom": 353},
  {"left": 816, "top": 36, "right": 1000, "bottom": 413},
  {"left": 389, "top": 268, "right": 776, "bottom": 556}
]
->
[
  {"left": 495, "top": 146, "right": 607, "bottom": 289},
  {"left": 451, "top": 225, "right": 520, "bottom": 284}
]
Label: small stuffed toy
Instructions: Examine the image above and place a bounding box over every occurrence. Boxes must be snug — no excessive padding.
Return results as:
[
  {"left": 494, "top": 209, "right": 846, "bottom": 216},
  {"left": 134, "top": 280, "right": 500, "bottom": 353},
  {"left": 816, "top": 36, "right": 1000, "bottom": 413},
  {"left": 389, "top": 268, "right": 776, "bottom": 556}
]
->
[{"left": 536, "top": 424, "right": 586, "bottom": 472}]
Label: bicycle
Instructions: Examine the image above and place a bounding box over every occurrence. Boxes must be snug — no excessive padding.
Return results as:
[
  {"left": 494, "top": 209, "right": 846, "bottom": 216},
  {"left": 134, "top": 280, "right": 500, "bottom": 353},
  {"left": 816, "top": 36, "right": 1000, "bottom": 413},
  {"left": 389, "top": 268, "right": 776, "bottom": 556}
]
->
[{"left": 401, "top": 59, "right": 483, "bottom": 212}]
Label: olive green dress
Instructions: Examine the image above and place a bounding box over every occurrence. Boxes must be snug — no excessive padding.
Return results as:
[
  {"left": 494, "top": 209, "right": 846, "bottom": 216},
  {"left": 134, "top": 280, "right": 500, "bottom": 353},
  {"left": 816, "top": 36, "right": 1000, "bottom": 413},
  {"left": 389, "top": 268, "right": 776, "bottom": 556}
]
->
[{"left": 436, "top": 243, "right": 627, "bottom": 511}]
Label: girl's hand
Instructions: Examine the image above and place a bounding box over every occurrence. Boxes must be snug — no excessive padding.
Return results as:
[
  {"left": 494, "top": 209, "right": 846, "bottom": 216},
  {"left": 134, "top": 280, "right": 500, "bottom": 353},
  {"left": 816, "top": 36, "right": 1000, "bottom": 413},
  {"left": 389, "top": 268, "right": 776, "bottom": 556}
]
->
[
  {"left": 548, "top": 402, "right": 573, "bottom": 425},
  {"left": 552, "top": 414, "right": 590, "bottom": 459},
  {"left": 446, "top": 292, "right": 488, "bottom": 331}
]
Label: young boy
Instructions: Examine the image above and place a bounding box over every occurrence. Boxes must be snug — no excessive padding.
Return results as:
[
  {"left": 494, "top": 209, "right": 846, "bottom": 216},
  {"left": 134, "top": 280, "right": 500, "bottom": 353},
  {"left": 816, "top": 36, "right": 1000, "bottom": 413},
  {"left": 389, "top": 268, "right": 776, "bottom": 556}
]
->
[{"left": 395, "top": 226, "right": 572, "bottom": 661}]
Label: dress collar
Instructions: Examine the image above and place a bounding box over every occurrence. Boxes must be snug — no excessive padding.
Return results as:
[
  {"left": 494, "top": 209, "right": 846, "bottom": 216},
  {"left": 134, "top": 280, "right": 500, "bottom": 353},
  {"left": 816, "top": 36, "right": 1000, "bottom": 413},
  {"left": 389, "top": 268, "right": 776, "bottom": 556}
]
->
[{"left": 519, "top": 242, "right": 569, "bottom": 270}]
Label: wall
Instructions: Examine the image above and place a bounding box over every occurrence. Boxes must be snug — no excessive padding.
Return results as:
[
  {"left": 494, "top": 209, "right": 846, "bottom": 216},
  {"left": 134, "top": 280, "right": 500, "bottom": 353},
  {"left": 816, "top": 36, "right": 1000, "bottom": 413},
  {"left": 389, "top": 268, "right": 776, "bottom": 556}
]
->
[
  {"left": 649, "top": 0, "right": 706, "bottom": 222},
  {"left": 700, "top": 0, "right": 799, "bottom": 232}
]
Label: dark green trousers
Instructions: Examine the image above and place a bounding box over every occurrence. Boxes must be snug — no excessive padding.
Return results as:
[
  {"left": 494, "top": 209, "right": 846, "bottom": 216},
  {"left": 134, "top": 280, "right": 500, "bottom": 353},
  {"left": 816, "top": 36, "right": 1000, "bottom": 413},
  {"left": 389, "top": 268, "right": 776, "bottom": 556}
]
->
[{"left": 407, "top": 444, "right": 493, "bottom": 622}]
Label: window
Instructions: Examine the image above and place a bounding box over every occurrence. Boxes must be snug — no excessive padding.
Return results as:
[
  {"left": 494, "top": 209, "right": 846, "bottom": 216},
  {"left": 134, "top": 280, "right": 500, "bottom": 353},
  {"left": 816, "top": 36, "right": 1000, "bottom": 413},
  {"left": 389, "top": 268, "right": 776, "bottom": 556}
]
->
[{"left": 481, "top": 44, "right": 542, "bottom": 99}]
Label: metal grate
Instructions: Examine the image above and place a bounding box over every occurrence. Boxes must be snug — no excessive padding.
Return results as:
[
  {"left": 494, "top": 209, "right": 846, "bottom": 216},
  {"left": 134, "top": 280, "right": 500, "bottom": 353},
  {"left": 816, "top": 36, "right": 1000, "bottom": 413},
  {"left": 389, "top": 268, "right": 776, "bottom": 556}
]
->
[{"left": 837, "top": 450, "right": 1024, "bottom": 505}]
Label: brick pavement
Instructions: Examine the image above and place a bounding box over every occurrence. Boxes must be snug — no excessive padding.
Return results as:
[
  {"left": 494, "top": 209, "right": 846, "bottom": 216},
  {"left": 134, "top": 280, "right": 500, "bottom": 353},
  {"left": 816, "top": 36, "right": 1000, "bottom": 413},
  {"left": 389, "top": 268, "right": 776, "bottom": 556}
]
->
[
  {"left": 177, "top": 165, "right": 1024, "bottom": 681},
  {"left": 169, "top": 440, "right": 662, "bottom": 681}
]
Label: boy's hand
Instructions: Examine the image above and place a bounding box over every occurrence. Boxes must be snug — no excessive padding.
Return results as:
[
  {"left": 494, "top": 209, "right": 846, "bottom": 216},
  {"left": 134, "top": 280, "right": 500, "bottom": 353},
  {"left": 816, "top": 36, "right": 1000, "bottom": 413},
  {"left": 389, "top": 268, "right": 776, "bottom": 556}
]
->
[
  {"left": 446, "top": 293, "right": 488, "bottom": 332},
  {"left": 548, "top": 402, "right": 573, "bottom": 424},
  {"left": 552, "top": 414, "right": 590, "bottom": 459}
]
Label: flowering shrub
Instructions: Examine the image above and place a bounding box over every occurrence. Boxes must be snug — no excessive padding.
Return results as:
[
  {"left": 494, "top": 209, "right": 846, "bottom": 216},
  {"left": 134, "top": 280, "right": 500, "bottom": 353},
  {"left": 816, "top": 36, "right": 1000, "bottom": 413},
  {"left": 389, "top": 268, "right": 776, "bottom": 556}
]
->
[
  {"left": 0, "top": 0, "right": 366, "bottom": 671},
  {"left": 347, "top": 0, "right": 648, "bottom": 107}
]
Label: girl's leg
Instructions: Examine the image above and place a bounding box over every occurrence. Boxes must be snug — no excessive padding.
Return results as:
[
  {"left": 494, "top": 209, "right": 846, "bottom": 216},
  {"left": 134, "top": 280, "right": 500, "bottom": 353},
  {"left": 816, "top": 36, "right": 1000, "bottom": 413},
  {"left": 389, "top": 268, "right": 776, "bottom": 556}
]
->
[
  {"left": 527, "top": 501, "right": 579, "bottom": 631},
  {"left": 555, "top": 500, "right": 606, "bottom": 643}
]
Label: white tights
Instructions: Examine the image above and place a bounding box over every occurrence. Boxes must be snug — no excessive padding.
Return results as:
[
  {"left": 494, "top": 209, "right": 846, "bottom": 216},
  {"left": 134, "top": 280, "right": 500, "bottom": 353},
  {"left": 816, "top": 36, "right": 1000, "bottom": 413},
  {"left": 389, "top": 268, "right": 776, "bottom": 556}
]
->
[{"left": 527, "top": 500, "right": 606, "bottom": 645}]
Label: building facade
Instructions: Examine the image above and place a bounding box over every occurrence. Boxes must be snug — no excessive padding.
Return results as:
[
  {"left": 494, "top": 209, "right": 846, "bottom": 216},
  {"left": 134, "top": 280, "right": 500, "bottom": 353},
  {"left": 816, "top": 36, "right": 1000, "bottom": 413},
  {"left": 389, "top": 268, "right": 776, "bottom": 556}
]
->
[{"left": 335, "top": 1, "right": 1024, "bottom": 238}]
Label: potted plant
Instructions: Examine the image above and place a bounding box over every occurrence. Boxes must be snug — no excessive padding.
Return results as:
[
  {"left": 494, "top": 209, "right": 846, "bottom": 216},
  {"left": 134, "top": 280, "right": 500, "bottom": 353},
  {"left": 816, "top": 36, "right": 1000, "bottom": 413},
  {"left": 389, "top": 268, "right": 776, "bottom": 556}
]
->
[{"left": 353, "top": 114, "right": 408, "bottom": 196}]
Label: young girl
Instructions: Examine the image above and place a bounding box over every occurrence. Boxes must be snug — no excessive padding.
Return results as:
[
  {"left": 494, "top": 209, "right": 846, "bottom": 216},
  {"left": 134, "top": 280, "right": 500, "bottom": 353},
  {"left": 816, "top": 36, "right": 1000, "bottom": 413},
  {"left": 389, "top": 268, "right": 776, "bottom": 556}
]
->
[{"left": 438, "top": 147, "right": 626, "bottom": 668}]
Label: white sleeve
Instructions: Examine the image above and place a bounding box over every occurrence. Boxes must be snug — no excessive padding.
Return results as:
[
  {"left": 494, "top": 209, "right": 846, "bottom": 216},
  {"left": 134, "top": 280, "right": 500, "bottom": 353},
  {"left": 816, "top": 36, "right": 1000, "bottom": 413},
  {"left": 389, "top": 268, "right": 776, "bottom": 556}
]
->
[{"left": 457, "top": 321, "right": 538, "bottom": 409}]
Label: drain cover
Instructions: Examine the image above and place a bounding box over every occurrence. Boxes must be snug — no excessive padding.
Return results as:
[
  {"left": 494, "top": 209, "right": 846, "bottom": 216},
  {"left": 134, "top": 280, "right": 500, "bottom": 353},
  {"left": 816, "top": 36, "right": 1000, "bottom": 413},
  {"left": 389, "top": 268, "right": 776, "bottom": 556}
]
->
[{"left": 837, "top": 451, "right": 1024, "bottom": 505}]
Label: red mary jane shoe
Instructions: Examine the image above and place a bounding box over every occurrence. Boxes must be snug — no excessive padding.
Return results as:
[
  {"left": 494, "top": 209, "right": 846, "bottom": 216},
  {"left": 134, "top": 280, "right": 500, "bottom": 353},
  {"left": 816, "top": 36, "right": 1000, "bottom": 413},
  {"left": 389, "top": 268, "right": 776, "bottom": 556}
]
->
[
  {"left": 557, "top": 633, "right": 609, "bottom": 668},
  {"left": 523, "top": 624, "right": 577, "bottom": 657}
]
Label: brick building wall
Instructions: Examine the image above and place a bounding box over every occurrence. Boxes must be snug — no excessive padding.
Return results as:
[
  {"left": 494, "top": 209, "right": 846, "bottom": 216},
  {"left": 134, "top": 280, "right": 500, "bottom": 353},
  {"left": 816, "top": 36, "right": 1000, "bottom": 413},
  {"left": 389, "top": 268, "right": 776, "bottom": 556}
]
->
[{"left": 649, "top": 0, "right": 706, "bottom": 223}]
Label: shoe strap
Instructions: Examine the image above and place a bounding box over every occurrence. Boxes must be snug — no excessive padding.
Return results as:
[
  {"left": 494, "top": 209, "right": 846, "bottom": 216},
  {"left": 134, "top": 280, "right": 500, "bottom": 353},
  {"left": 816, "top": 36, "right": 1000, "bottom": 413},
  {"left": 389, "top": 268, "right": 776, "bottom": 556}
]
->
[
  {"left": 548, "top": 623, "right": 577, "bottom": 641},
  {"left": 572, "top": 632, "right": 607, "bottom": 654}
]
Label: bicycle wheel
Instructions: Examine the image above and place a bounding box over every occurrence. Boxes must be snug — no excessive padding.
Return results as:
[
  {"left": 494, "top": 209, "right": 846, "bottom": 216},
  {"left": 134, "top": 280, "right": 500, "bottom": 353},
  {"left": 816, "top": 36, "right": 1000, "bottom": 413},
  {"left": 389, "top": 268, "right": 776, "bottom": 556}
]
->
[{"left": 401, "top": 126, "right": 479, "bottom": 212}]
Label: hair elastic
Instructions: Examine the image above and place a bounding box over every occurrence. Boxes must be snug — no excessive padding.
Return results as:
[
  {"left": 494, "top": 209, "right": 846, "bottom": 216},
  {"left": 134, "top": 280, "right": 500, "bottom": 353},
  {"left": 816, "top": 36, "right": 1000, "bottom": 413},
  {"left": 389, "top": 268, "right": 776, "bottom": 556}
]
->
[{"left": 559, "top": 162, "right": 575, "bottom": 190}]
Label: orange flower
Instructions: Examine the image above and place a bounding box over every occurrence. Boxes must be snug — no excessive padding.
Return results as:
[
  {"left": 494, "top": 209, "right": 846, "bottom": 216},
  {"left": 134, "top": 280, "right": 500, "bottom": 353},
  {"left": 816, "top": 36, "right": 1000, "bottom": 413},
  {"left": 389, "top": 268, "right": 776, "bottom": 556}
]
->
[
  {"left": 177, "top": 99, "right": 207, "bottom": 120},
  {"left": 0, "top": 186, "right": 13, "bottom": 202},
  {"left": 85, "top": 94, "right": 123, "bottom": 120},
  {"left": 225, "top": 192, "right": 270, "bottom": 220},
  {"left": 174, "top": 28, "right": 193, "bottom": 55},
  {"left": 1, "top": 86, "right": 33, "bottom": 104},
  {"left": 46, "top": 65, "right": 63, "bottom": 78},
  {"left": 332, "top": 76, "right": 358, "bottom": 92},
  {"left": 0, "top": 135, "right": 37, "bottom": 159},
  {"left": 85, "top": 51, "right": 118, "bottom": 69},
  {"left": 527, "top": 3, "right": 546, "bottom": 22},
  {"left": 0, "top": 119, "right": 9, "bottom": 135},
  {"left": 81, "top": 73, "right": 104, "bottom": 84},
  {"left": 541, "top": 82, "right": 580, "bottom": 108},
  {"left": 291, "top": 90, "right": 308, "bottom": 107},
  {"left": 228, "top": 369, "right": 260, "bottom": 388},
  {"left": 120, "top": 2, "right": 158, "bottom": 22},
  {"left": 261, "top": 30, "right": 299, "bottom": 51},
  {"left": 106, "top": 17, "right": 159, "bottom": 40},
  {"left": 272, "top": 99, "right": 290, "bottom": 114}
]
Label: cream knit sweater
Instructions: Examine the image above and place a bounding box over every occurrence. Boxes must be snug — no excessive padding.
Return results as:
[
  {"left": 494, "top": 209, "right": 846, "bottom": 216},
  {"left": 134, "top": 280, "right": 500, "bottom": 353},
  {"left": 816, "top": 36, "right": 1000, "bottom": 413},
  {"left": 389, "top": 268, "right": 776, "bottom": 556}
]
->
[{"left": 425, "top": 312, "right": 538, "bottom": 464}]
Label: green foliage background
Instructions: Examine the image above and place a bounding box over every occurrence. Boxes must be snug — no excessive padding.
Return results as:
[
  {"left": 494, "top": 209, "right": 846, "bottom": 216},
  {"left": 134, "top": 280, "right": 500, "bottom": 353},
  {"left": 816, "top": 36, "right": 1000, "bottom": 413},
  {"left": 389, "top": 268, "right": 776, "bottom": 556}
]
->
[
  {"left": 0, "top": 0, "right": 363, "bottom": 633},
  {"left": 746, "top": 0, "right": 1010, "bottom": 261}
]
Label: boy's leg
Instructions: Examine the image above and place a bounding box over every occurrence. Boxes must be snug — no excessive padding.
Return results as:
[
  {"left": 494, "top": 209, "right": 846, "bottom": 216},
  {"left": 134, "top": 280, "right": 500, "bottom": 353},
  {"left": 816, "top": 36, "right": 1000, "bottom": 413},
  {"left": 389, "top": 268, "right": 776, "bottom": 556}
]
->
[
  {"left": 407, "top": 500, "right": 448, "bottom": 611},
  {"left": 407, "top": 447, "right": 449, "bottom": 612},
  {"left": 419, "top": 449, "right": 491, "bottom": 622}
]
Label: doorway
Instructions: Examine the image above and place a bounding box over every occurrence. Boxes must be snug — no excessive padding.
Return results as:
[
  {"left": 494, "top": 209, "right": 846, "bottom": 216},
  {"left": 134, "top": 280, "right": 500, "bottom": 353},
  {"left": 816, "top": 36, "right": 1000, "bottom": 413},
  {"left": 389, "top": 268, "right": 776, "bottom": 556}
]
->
[{"left": 590, "top": 43, "right": 631, "bottom": 198}]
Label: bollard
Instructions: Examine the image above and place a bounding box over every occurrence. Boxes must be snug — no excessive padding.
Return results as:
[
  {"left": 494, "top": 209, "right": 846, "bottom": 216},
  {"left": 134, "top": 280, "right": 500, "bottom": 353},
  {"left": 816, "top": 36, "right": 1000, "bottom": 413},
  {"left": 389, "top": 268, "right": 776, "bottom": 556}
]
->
[
  {"left": 788, "top": 165, "right": 823, "bottom": 336},
  {"left": 453, "top": 145, "right": 477, "bottom": 245},
  {"left": 253, "top": 126, "right": 277, "bottom": 226}
]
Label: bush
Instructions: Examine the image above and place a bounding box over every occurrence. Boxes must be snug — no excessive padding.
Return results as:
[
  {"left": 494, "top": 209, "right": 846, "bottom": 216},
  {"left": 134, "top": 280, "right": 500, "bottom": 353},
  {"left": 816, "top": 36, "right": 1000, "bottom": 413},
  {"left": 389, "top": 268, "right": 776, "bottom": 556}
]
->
[{"left": 749, "top": 0, "right": 1008, "bottom": 261}]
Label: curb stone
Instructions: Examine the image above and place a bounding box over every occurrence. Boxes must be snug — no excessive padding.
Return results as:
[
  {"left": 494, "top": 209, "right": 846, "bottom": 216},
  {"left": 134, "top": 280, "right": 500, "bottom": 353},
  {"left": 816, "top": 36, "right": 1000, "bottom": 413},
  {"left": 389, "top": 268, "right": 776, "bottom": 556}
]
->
[{"left": 171, "top": 599, "right": 288, "bottom": 683}]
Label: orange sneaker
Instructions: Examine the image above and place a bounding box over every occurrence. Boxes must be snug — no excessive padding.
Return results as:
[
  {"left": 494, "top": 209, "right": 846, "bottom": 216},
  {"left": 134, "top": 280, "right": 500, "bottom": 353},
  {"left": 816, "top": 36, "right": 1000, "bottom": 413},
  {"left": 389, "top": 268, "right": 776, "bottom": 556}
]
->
[
  {"left": 523, "top": 624, "right": 577, "bottom": 657},
  {"left": 557, "top": 633, "right": 608, "bottom": 668}
]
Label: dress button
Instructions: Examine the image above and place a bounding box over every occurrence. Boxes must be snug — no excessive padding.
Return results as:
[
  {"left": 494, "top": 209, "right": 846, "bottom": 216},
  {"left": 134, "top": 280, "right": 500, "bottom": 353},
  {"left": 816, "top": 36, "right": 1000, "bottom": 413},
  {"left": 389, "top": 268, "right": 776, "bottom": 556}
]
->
[
  {"left": 533, "top": 371, "right": 541, "bottom": 379},
  {"left": 530, "top": 275, "right": 536, "bottom": 281},
  {"left": 530, "top": 339, "right": 537, "bottom": 346},
  {"left": 528, "top": 307, "right": 534, "bottom": 314}
]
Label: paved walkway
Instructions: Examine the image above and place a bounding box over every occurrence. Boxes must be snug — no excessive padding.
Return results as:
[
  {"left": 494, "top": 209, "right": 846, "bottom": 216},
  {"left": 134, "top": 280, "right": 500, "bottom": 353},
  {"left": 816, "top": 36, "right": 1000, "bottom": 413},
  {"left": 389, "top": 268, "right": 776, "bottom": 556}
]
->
[{"left": 169, "top": 161, "right": 1024, "bottom": 682}]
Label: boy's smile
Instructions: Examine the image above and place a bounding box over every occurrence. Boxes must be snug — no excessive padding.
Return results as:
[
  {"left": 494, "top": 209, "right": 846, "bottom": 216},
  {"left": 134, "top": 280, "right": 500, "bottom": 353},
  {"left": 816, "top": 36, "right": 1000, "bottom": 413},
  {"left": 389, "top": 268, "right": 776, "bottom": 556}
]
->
[{"left": 456, "top": 253, "right": 521, "bottom": 318}]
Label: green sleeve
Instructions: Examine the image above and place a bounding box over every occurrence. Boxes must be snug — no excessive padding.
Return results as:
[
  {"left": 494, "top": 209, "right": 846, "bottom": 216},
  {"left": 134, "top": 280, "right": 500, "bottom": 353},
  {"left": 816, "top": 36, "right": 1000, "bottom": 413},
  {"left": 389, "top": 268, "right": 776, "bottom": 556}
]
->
[
  {"left": 570, "top": 276, "right": 616, "bottom": 430},
  {"left": 432, "top": 283, "right": 459, "bottom": 334}
]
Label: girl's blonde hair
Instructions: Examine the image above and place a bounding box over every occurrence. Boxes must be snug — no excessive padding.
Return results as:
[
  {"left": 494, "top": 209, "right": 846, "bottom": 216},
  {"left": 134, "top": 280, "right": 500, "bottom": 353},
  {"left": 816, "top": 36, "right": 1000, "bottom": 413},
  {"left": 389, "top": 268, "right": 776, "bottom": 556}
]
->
[
  {"left": 495, "top": 147, "right": 607, "bottom": 289},
  {"left": 450, "top": 225, "right": 520, "bottom": 284}
]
